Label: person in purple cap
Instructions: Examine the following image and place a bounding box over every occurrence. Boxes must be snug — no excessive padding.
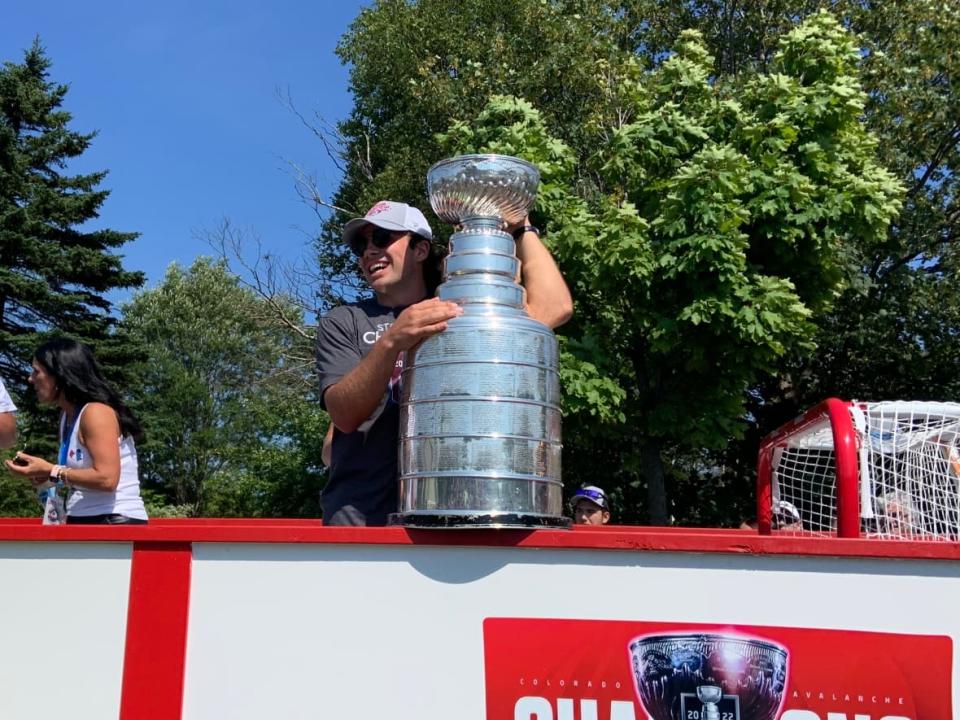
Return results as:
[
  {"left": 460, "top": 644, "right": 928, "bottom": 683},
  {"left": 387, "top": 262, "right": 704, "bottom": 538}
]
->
[
  {"left": 316, "top": 200, "right": 572, "bottom": 525},
  {"left": 571, "top": 485, "right": 611, "bottom": 525}
]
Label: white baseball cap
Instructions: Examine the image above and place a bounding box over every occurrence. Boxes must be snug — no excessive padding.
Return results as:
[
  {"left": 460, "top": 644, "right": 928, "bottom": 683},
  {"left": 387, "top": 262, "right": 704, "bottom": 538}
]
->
[{"left": 342, "top": 201, "right": 434, "bottom": 249}]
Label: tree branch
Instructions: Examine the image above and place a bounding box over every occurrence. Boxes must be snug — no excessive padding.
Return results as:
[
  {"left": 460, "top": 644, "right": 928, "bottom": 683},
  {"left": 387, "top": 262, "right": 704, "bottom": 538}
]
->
[
  {"left": 907, "top": 122, "right": 960, "bottom": 198},
  {"left": 203, "top": 219, "right": 315, "bottom": 342}
]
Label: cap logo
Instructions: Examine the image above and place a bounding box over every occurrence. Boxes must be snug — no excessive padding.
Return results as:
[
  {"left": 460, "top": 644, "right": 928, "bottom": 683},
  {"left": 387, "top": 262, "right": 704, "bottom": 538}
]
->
[
  {"left": 571, "top": 486, "right": 607, "bottom": 509},
  {"left": 579, "top": 488, "right": 605, "bottom": 503},
  {"left": 366, "top": 202, "right": 393, "bottom": 217}
]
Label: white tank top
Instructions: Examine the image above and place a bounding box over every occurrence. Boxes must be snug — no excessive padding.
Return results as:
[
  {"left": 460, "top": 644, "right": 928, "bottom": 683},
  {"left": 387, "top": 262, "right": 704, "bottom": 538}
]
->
[{"left": 63, "top": 404, "right": 148, "bottom": 519}]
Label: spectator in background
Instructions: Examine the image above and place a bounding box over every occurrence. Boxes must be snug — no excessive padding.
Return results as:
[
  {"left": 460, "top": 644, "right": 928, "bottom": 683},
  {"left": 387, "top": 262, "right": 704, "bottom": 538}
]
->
[
  {"left": 571, "top": 485, "right": 611, "bottom": 525},
  {"left": 0, "top": 378, "right": 16, "bottom": 449},
  {"left": 741, "top": 500, "right": 803, "bottom": 532},
  {"left": 773, "top": 499, "right": 803, "bottom": 531},
  {"left": 4, "top": 338, "right": 148, "bottom": 524},
  {"left": 873, "top": 490, "right": 917, "bottom": 538}
]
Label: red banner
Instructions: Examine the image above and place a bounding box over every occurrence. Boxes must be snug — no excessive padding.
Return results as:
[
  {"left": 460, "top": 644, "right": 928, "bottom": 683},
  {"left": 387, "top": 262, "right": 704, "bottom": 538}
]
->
[{"left": 483, "top": 618, "right": 952, "bottom": 720}]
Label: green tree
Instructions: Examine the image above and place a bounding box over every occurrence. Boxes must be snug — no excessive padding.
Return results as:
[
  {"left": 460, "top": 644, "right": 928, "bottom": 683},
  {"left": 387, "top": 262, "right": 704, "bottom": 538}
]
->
[
  {"left": 0, "top": 460, "right": 40, "bottom": 517},
  {"left": 628, "top": 0, "right": 960, "bottom": 506},
  {"left": 0, "top": 39, "right": 143, "bottom": 385},
  {"left": 786, "top": 0, "right": 960, "bottom": 407},
  {"left": 621, "top": 2, "right": 960, "bottom": 385},
  {"left": 312, "top": 0, "right": 642, "bottom": 307},
  {"left": 316, "top": 0, "right": 952, "bottom": 524},
  {"left": 120, "top": 258, "right": 327, "bottom": 517},
  {"left": 0, "top": 40, "right": 143, "bottom": 514},
  {"left": 439, "top": 13, "right": 902, "bottom": 522}
]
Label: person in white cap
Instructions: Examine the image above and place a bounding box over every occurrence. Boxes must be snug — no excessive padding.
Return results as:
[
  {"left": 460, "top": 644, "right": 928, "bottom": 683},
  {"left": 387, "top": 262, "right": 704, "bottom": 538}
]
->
[
  {"left": 0, "top": 378, "right": 17, "bottom": 449},
  {"left": 570, "top": 485, "right": 611, "bottom": 525},
  {"left": 316, "top": 200, "right": 572, "bottom": 525}
]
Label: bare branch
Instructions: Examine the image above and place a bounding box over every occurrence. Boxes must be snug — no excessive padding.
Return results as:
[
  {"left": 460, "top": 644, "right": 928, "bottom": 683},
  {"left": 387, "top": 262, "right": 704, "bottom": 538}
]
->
[
  {"left": 283, "top": 158, "right": 353, "bottom": 218},
  {"left": 362, "top": 131, "right": 373, "bottom": 180},
  {"left": 277, "top": 86, "right": 349, "bottom": 176},
  {"left": 276, "top": 86, "right": 372, "bottom": 212},
  {"left": 202, "top": 219, "right": 315, "bottom": 342}
]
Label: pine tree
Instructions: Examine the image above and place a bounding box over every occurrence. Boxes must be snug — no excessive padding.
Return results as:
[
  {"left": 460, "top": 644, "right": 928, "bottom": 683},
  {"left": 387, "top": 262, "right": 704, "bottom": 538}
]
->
[{"left": 0, "top": 39, "right": 144, "bottom": 388}]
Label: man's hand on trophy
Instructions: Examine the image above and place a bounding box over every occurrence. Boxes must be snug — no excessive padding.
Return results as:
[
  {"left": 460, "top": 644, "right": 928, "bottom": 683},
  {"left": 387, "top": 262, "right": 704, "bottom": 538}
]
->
[
  {"left": 507, "top": 215, "right": 540, "bottom": 241},
  {"left": 384, "top": 298, "right": 463, "bottom": 352}
]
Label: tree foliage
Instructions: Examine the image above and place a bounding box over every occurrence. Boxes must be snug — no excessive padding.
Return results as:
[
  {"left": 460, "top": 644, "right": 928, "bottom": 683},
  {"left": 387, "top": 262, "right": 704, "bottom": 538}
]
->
[
  {"left": 0, "top": 39, "right": 143, "bottom": 386},
  {"left": 788, "top": 0, "right": 960, "bottom": 408},
  {"left": 325, "top": 2, "right": 911, "bottom": 523},
  {"left": 439, "top": 13, "right": 902, "bottom": 522},
  {"left": 620, "top": 0, "right": 960, "bottom": 398},
  {"left": 120, "top": 259, "right": 327, "bottom": 517},
  {"left": 632, "top": 1, "right": 960, "bottom": 511},
  {"left": 0, "top": 40, "right": 143, "bottom": 515},
  {"left": 314, "top": 0, "right": 642, "bottom": 307},
  {"left": 319, "top": 0, "right": 960, "bottom": 526}
]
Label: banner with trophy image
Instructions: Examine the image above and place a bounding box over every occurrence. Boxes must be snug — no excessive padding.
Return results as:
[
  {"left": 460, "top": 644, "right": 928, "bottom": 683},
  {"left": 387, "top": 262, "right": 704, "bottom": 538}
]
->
[{"left": 483, "top": 618, "right": 952, "bottom": 720}]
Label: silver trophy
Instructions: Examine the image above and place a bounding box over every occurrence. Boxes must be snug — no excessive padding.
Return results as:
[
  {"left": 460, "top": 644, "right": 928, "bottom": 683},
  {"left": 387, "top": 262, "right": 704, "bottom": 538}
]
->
[
  {"left": 629, "top": 634, "right": 788, "bottom": 720},
  {"left": 390, "top": 154, "right": 568, "bottom": 528},
  {"left": 697, "top": 686, "right": 723, "bottom": 720}
]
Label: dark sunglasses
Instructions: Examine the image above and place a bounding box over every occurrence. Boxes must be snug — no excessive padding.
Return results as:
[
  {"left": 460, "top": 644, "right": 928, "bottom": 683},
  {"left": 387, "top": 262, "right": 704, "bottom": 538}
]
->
[{"left": 350, "top": 227, "right": 408, "bottom": 257}]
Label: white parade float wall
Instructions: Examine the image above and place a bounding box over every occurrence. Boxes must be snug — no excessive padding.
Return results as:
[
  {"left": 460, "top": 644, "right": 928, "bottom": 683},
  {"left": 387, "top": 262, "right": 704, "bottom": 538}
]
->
[{"left": 0, "top": 519, "right": 957, "bottom": 720}]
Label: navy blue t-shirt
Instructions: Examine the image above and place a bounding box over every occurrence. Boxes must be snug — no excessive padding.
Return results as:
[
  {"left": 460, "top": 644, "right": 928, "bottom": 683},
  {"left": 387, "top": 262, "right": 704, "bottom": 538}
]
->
[{"left": 316, "top": 298, "right": 407, "bottom": 526}]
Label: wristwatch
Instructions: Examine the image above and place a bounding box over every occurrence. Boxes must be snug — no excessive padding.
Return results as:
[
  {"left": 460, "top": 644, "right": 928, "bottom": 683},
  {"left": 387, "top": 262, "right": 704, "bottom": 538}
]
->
[{"left": 511, "top": 225, "right": 539, "bottom": 240}]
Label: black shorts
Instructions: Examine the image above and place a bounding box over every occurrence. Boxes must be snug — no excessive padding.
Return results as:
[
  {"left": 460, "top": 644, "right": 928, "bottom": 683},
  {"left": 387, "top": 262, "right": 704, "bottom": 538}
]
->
[{"left": 66, "top": 514, "right": 148, "bottom": 525}]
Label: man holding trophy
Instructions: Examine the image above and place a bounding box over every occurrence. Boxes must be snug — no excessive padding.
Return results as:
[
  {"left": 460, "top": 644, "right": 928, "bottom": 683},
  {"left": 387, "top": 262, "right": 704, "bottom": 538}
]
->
[{"left": 316, "top": 177, "right": 572, "bottom": 526}]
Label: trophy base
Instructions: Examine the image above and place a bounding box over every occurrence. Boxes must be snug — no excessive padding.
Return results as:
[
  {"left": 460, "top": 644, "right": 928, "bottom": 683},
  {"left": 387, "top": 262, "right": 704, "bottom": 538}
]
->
[{"left": 388, "top": 512, "right": 572, "bottom": 530}]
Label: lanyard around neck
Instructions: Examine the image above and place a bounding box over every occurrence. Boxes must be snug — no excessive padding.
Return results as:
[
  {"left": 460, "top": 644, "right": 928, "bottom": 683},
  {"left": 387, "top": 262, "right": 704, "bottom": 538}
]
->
[{"left": 59, "top": 408, "right": 83, "bottom": 466}]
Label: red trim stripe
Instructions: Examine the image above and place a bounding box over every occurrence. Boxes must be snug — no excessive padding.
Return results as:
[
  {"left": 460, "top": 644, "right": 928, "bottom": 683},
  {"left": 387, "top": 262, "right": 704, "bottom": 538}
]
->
[
  {"left": 119, "top": 542, "right": 192, "bottom": 720},
  {"left": 0, "top": 519, "right": 955, "bottom": 560}
]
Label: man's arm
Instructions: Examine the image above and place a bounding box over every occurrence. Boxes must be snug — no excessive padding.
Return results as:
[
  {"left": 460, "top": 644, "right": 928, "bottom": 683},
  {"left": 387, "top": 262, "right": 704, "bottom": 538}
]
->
[
  {"left": 0, "top": 412, "right": 15, "bottom": 449},
  {"left": 323, "top": 298, "right": 462, "bottom": 433},
  {"left": 513, "top": 220, "right": 573, "bottom": 330},
  {"left": 323, "top": 337, "right": 403, "bottom": 434}
]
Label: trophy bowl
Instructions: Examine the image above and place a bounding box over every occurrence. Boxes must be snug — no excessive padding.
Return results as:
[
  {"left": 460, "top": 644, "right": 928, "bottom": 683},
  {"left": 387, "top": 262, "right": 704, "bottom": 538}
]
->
[
  {"left": 427, "top": 154, "right": 540, "bottom": 226},
  {"left": 629, "top": 633, "right": 788, "bottom": 720}
]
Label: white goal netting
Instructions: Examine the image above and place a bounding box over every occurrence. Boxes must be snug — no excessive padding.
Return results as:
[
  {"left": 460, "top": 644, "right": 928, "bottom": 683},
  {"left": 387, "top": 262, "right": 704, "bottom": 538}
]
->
[{"left": 767, "top": 401, "right": 960, "bottom": 541}]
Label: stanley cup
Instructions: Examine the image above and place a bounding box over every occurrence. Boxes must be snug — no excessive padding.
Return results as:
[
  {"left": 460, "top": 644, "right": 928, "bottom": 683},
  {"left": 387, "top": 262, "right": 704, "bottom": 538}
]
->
[
  {"left": 390, "top": 154, "right": 569, "bottom": 528},
  {"left": 629, "top": 634, "right": 789, "bottom": 720}
]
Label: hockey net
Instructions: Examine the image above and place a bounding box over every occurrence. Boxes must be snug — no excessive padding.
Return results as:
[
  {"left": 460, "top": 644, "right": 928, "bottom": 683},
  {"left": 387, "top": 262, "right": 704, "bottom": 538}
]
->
[{"left": 757, "top": 399, "right": 960, "bottom": 541}]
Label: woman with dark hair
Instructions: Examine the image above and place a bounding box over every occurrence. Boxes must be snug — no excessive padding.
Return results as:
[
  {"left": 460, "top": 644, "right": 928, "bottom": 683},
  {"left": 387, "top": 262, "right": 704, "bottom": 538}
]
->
[{"left": 4, "top": 338, "right": 148, "bottom": 524}]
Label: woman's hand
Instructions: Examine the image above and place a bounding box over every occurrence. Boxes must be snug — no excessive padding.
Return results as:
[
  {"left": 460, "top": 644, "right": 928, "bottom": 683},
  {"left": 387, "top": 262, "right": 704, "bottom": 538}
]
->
[{"left": 4, "top": 451, "right": 55, "bottom": 484}]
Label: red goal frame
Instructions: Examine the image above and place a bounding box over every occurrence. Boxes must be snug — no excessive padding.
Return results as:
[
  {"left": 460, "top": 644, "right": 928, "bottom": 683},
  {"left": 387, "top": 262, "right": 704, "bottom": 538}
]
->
[{"left": 756, "top": 398, "right": 861, "bottom": 538}]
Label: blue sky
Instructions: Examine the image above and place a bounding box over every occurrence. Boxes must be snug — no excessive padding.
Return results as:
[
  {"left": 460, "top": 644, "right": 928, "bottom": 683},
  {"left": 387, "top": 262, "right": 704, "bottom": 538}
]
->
[{"left": 4, "top": 0, "right": 367, "bottom": 306}]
